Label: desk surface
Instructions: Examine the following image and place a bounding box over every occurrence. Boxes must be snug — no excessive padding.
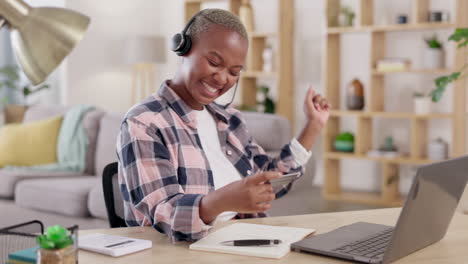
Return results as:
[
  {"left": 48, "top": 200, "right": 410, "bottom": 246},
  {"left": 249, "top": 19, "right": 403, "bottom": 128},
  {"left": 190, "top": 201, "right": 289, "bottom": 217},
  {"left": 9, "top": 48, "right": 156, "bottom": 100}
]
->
[{"left": 79, "top": 208, "right": 468, "bottom": 263}]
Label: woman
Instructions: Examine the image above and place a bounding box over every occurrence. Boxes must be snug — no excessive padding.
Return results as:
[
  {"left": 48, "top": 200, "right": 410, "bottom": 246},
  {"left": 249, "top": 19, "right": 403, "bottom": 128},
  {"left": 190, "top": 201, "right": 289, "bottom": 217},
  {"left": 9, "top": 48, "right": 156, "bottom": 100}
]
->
[{"left": 117, "top": 9, "right": 330, "bottom": 242}]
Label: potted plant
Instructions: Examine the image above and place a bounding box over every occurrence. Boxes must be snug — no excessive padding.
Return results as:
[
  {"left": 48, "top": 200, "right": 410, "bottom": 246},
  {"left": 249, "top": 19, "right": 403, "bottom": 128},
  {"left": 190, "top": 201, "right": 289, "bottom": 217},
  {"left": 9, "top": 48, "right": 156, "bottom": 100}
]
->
[
  {"left": 36, "top": 225, "right": 76, "bottom": 264},
  {"left": 339, "top": 5, "right": 355, "bottom": 27},
  {"left": 257, "top": 85, "right": 275, "bottom": 114},
  {"left": 413, "top": 91, "right": 432, "bottom": 114},
  {"left": 333, "top": 132, "right": 354, "bottom": 152},
  {"left": 0, "top": 65, "right": 50, "bottom": 123},
  {"left": 423, "top": 35, "right": 444, "bottom": 69},
  {"left": 430, "top": 28, "right": 468, "bottom": 102}
]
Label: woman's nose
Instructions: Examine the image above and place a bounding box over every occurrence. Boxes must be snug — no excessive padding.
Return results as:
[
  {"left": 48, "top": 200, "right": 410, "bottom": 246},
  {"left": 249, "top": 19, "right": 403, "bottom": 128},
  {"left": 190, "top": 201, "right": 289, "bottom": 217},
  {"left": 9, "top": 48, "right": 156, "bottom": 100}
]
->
[{"left": 213, "top": 69, "right": 228, "bottom": 86}]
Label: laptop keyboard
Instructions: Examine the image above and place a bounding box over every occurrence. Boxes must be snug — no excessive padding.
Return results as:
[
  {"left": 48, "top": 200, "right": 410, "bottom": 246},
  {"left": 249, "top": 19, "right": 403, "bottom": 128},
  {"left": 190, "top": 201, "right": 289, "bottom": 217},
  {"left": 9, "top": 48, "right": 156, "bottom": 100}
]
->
[{"left": 332, "top": 227, "right": 394, "bottom": 260}]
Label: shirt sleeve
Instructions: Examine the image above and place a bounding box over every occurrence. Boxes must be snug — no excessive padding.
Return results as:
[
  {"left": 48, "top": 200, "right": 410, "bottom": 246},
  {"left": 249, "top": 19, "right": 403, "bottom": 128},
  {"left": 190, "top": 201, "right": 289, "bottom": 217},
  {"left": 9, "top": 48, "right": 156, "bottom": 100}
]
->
[
  {"left": 290, "top": 138, "right": 312, "bottom": 166},
  {"left": 117, "top": 118, "right": 212, "bottom": 243}
]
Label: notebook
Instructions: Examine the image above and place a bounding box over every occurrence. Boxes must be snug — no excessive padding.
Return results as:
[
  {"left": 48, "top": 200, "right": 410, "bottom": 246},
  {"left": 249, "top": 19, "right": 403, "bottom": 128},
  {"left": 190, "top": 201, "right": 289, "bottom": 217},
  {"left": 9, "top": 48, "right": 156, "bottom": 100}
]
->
[
  {"left": 79, "top": 233, "right": 152, "bottom": 257},
  {"left": 189, "top": 223, "right": 315, "bottom": 259}
]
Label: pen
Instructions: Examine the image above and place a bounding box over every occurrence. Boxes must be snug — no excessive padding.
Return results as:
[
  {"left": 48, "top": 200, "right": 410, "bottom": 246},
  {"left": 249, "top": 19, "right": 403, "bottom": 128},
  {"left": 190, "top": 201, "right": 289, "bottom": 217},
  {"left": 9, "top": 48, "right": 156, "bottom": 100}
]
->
[{"left": 220, "top": 239, "right": 282, "bottom": 246}]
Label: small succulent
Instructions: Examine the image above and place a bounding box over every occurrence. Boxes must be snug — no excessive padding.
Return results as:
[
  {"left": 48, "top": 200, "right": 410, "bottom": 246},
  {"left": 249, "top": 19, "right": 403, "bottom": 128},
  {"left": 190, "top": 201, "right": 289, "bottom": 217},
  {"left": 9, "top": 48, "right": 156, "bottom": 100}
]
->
[
  {"left": 425, "top": 35, "right": 443, "bottom": 49},
  {"left": 335, "top": 132, "right": 354, "bottom": 142},
  {"left": 36, "top": 225, "right": 73, "bottom": 250}
]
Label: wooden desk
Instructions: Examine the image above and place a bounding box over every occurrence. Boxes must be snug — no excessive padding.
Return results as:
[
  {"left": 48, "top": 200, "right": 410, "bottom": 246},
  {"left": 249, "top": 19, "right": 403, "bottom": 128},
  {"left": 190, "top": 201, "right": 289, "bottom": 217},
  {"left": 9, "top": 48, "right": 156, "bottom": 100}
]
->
[{"left": 79, "top": 208, "right": 468, "bottom": 263}]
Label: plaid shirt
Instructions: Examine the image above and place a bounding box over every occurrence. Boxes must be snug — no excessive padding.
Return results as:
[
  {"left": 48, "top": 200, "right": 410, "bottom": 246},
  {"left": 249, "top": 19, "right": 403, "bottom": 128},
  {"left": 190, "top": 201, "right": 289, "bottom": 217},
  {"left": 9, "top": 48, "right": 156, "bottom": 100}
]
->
[{"left": 117, "top": 81, "right": 304, "bottom": 242}]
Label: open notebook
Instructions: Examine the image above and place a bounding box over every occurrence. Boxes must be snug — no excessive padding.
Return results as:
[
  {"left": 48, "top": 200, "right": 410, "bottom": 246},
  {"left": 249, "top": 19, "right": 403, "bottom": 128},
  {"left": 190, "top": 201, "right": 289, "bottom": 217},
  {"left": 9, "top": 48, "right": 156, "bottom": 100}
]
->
[{"left": 189, "top": 223, "right": 315, "bottom": 259}]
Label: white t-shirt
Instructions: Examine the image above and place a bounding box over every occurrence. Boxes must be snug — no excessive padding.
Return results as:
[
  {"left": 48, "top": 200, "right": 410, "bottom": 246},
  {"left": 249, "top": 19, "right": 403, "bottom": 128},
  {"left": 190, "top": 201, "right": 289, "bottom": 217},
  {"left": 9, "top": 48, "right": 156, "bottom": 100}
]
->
[
  {"left": 196, "top": 108, "right": 241, "bottom": 221},
  {"left": 195, "top": 107, "right": 312, "bottom": 222}
]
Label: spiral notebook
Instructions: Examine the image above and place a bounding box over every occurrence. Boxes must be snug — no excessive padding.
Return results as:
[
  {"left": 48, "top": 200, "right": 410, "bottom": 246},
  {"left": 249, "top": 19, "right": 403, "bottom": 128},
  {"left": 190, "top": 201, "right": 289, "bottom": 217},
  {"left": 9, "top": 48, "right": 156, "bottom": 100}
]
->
[{"left": 189, "top": 223, "right": 315, "bottom": 259}]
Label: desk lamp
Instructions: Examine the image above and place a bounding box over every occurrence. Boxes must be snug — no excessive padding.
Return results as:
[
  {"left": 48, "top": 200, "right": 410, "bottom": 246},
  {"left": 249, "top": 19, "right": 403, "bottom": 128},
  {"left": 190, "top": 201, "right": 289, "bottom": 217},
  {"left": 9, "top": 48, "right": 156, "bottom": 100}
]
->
[{"left": 0, "top": 0, "right": 90, "bottom": 85}]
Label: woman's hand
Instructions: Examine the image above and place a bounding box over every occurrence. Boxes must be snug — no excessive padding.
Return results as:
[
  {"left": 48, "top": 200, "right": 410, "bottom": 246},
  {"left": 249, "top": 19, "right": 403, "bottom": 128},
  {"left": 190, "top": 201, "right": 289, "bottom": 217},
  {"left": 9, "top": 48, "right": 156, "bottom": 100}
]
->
[
  {"left": 217, "top": 171, "right": 280, "bottom": 213},
  {"left": 199, "top": 172, "right": 280, "bottom": 223},
  {"left": 303, "top": 84, "right": 330, "bottom": 129},
  {"left": 297, "top": 84, "right": 331, "bottom": 150}
]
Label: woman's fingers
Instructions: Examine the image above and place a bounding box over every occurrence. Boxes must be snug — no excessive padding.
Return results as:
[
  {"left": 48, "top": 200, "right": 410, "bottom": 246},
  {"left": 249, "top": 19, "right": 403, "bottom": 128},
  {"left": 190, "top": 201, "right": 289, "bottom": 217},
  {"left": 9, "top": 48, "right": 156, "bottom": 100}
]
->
[{"left": 247, "top": 171, "right": 281, "bottom": 185}]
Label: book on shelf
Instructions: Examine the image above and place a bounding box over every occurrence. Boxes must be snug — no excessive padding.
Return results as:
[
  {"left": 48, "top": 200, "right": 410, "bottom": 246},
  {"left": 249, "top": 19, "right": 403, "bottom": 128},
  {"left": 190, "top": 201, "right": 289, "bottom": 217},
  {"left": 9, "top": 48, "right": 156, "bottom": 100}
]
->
[{"left": 376, "top": 58, "right": 411, "bottom": 72}]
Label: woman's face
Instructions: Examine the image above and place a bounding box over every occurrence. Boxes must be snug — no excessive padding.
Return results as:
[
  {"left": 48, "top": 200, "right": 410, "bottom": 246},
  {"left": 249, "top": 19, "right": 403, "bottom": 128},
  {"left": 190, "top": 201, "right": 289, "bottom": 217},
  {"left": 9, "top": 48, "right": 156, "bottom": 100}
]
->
[{"left": 181, "top": 25, "right": 248, "bottom": 109}]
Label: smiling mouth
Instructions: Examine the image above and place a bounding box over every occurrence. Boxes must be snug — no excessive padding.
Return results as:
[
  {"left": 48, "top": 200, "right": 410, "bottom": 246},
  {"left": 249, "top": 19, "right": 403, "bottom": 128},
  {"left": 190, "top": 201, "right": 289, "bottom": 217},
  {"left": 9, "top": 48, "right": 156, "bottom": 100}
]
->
[{"left": 201, "top": 81, "right": 222, "bottom": 96}]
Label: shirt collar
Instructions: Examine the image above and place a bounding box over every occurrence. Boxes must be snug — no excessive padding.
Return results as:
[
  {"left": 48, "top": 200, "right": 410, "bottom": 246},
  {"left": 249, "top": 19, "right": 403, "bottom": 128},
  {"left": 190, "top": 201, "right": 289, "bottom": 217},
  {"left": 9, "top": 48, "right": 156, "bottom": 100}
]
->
[{"left": 158, "top": 80, "right": 230, "bottom": 125}]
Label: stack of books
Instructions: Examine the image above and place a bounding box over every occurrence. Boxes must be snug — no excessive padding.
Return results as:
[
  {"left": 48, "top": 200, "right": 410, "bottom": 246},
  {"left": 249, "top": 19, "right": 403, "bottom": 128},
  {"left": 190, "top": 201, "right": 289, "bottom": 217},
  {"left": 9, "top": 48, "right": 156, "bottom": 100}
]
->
[
  {"left": 376, "top": 58, "right": 411, "bottom": 72},
  {"left": 7, "top": 247, "right": 37, "bottom": 264}
]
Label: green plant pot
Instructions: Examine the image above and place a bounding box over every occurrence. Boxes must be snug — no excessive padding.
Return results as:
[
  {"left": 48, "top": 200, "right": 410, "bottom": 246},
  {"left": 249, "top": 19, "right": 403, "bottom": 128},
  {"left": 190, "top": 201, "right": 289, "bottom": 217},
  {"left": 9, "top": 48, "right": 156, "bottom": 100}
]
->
[{"left": 334, "top": 140, "right": 354, "bottom": 152}]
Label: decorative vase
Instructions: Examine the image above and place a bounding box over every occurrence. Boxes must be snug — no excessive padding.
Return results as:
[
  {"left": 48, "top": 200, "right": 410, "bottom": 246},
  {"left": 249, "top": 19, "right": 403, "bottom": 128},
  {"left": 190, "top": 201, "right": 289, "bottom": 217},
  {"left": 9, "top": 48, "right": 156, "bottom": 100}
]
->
[
  {"left": 37, "top": 245, "right": 76, "bottom": 264},
  {"left": 423, "top": 48, "right": 444, "bottom": 69},
  {"left": 413, "top": 97, "right": 432, "bottom": 114},
  {"left": 346, "top": 78, "right": 365, "bottom": 110},
  {"left": 333, "top": 140, "right": 354, "bottom": 152}
]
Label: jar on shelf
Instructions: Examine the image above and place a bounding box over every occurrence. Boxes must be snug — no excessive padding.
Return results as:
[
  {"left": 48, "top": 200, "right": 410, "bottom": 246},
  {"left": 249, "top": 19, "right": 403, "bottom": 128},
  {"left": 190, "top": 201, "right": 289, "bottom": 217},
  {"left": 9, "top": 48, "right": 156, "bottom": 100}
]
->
[
  {"left": 262, "top": 44, "right": 274, "bottom": 72},
  {"left": 346, "top": 78, "right": 365, "bottom": 110},
  {"left": 427, "top": 138, "right": 448, "bottom": 160}
]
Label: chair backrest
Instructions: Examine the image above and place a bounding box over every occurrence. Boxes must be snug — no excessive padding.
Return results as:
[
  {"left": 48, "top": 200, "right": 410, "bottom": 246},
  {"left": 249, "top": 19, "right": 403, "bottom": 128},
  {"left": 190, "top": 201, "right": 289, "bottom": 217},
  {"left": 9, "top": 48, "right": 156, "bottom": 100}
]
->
[{"left": 102, "top": 162, "right": 127, "bottom": 228}]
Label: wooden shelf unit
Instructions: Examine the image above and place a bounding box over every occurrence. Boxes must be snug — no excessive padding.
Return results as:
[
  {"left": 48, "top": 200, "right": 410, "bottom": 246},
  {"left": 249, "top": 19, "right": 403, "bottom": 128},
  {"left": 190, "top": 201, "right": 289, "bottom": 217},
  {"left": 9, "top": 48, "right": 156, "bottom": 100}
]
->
[
  {"left": 183, "top": 0, "right": 295, "bottom": 125},
  {"left": 322, "top": 0, "right": 468, "bottom": 206}
]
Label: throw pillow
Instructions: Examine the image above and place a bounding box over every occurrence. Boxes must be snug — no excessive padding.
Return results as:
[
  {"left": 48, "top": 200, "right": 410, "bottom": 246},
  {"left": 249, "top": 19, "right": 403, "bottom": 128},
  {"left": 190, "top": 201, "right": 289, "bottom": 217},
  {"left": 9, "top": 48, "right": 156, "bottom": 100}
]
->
[{"left": 0, "top": 115, "right": 63, "bottom": 167}]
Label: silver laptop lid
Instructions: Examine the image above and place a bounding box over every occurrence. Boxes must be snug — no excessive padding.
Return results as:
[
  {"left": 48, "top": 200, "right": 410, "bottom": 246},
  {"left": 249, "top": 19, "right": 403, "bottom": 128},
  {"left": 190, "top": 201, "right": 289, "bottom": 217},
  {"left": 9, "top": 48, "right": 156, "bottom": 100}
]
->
[{"left": 383, "top": 156, "right": 468, "bottom": 264}]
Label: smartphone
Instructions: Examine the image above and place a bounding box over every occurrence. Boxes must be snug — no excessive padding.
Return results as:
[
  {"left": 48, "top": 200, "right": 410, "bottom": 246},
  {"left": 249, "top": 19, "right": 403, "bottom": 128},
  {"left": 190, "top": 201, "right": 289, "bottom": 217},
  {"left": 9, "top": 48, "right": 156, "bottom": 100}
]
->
[{"left": 267, "top": 172, "right": 301, "bottom": 190}]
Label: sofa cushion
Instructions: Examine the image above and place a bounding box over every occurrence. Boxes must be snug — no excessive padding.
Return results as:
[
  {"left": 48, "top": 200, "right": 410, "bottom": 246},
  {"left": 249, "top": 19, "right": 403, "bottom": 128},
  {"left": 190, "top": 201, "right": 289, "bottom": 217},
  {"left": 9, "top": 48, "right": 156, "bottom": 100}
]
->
[
  {"left": 0, "top": 116, "right": 63, "bottom": 167},
  {"left": 0, "top": 170, "right": 87, "bottom": 198},
  {"left": 88, "top": 184, "right": 107, "bottom": 219},
  {"left": 241, "top": 112, "right": 291, "bottom": 151},
  {"left": 23, "top": 105, "right": 105, "bottom": 175},
  {"left": 95, "top": 113, "right": 124, "bottom": 178},
  {"left": 15, "top": 177, "right": 98, "bottom": 217}
]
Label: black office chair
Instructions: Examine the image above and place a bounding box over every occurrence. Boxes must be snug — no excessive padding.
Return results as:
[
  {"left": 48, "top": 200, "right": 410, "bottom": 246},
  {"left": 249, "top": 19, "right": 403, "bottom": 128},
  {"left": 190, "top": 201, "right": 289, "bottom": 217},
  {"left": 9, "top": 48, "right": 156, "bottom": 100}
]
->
[{"left": 102, "top": 162, "right": 127, "bottom": 228}]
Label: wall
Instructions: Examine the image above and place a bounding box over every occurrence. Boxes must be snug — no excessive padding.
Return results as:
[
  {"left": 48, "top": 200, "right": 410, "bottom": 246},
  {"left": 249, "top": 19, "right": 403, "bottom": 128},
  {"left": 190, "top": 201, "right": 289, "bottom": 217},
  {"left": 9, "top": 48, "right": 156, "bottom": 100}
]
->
[{"left": 63, "top": 0, "right": 459, "bottom": 194}]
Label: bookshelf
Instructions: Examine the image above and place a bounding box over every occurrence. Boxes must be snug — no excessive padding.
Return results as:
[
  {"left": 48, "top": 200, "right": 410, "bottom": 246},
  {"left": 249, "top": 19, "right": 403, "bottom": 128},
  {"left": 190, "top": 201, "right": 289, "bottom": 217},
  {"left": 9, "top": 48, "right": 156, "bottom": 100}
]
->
[
  {"left": 322, "top": 0, "right": 468, "bottom": 206},
  {"left": 183, "top": 0, "right": 295, "bottom": 125}
]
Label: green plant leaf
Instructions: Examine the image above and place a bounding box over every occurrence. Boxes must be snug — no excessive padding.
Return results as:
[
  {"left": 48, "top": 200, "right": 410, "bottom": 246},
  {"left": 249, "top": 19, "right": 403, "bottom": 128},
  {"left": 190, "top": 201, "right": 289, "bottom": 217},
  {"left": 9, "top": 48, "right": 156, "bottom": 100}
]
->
[
  {"left": 434, "top": 76, "right": 449, "bottom": 88},
  {"left": 448, "top": 72, "right": 461, "bottom": 81},
  {"left": 36, "top": 235, "right": 56, "bottom": 249},
  {"left": 458, "top": 40, "right": 468, "bottom": 48},
  {"left": 448, "top": 28, "right": 468, "bottom": 42},
  {"left": 430, "top": 86, "right": 446, "bottom": 102},
  {"left": 46, "top": 225, "right": 68, "bottom": 242}
]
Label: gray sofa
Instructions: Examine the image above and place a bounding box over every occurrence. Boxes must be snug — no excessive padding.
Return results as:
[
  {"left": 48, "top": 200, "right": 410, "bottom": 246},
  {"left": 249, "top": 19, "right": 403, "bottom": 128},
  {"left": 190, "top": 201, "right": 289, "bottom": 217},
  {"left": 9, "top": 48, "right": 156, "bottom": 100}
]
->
[{"left": 0, "top": 105, "right": 303, "bottom": 227}]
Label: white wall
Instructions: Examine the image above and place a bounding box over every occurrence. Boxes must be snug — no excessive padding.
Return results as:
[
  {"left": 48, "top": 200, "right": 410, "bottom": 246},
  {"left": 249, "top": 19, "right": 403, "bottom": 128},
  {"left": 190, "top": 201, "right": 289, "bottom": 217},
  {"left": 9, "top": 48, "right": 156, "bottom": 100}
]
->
[{"left": 64, "top": 0, "right": 458, "bottom": 194}]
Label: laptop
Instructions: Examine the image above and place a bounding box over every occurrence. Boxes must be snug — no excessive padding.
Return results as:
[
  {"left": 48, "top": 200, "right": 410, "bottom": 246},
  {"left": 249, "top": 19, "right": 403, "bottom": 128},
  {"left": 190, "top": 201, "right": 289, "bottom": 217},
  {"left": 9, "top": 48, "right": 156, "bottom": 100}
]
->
[{"left": 291, "top": 155, "right": 468, "bottom": 264}]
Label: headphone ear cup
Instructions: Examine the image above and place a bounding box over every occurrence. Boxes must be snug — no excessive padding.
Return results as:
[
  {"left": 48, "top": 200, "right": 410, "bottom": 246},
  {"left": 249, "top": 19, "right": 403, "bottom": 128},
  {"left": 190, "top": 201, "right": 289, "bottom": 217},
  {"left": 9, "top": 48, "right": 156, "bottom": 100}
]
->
[
  {"left": 176, "top": 34, "right": 192, "bottom": 56},
  {"left": 171, "top": 33, "right": 184, "bottom": 53}
]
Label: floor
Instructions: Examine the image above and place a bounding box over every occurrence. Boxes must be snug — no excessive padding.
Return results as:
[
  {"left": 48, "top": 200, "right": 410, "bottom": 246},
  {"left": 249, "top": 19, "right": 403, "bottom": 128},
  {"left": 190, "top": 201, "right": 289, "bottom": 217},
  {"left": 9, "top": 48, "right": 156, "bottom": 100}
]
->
[{"left": 267, "top": 179, "right": 382, "bottom": 217}]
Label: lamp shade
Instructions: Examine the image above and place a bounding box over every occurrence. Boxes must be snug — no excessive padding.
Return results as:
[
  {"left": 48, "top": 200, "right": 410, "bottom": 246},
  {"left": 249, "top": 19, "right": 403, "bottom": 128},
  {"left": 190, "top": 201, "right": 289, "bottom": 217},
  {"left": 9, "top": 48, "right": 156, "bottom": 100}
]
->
[
  {"left": 0, "top": 0, "right": 90, "bottom": 85},
  {"left": 124, "top": 36, "right": 166, "bottom": 65}
]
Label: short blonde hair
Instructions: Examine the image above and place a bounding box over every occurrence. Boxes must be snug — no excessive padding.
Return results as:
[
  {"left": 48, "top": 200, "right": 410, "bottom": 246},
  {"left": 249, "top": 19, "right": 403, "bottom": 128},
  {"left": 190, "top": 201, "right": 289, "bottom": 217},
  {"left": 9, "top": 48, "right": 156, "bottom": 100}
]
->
[{"left": 187, "top": 8, "right": 248, "bottom": 41}]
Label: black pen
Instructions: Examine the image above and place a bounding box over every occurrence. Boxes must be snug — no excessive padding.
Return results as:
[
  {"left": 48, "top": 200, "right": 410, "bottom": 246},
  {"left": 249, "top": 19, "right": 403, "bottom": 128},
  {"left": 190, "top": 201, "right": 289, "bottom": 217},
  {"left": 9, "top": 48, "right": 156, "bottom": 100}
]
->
[{"left": 220, "top": 239, "right": 282, "bottom": 246}]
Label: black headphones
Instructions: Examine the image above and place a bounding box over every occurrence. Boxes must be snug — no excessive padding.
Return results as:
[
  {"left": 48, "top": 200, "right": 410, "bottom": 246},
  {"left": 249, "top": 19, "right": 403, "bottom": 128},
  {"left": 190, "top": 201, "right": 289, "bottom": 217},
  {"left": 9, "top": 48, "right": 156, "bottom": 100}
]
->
[{"left": 171, "top": 11, "right": 202, "bottom": 56}]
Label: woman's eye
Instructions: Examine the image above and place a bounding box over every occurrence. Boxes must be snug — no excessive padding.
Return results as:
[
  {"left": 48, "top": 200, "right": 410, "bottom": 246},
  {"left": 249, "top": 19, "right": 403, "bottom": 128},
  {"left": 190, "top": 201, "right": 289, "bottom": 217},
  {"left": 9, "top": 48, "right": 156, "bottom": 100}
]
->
[
  {"left": 230, "top": 71, "right": 240, "bottom": 76},
  {"left": 208, "top": 60, "right": 219, "bottom": 67}
]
